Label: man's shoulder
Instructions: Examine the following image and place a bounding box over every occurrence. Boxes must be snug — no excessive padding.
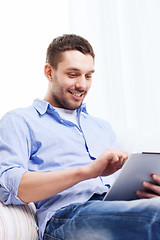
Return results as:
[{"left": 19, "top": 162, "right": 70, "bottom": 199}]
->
[
  {"left": 5, "top": 105, "right": 33, "bottom": 115},
  {"left": 0, "top": 104, "right": 36, "bottom": 125}
]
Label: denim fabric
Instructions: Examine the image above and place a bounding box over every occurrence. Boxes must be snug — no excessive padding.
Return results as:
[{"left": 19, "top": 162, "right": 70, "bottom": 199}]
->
[{"left": 44, "top": 197, "right": 160, "bottom": 240}]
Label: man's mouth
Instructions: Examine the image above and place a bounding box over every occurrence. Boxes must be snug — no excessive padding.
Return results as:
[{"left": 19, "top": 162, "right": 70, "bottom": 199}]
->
[{"left": 68, "top": 90, "right": 85, "bottom": 100}]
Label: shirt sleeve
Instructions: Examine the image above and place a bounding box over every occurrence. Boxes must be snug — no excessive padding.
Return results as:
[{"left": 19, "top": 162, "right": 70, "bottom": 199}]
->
[{"left": 0, "top": 112, "right": 31, "bottom": 205}]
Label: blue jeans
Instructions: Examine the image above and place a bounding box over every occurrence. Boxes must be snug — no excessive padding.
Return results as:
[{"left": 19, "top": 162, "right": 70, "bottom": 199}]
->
[{"left": 43, "top": 196, "right": 160, "bottom": 240}]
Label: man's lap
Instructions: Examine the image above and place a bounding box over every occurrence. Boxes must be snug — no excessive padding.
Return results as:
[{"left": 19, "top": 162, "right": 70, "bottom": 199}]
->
[{"left": 44, "top": 197, "right": 160, "bottom": 240}]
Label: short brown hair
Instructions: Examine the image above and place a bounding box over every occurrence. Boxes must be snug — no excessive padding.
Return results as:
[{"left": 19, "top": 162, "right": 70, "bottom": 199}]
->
[{"left": 46, "top": 34, "right": 95, "bottom": 69}]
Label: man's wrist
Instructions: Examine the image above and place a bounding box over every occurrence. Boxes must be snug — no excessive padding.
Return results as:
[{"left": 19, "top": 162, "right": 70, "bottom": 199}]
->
[{"left": 77, "top": 164, "right": 95, "bottom": 180}]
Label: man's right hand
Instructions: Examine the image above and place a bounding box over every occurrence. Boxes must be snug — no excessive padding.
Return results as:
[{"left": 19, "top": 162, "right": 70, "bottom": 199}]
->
[{"left": 86, "top": 148, "right": 129, "bottom": 178}]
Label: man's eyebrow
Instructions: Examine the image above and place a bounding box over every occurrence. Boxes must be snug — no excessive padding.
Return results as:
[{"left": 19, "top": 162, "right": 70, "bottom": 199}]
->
[
  {"left": 65, "top": 68, "right": 80, "bottom": 72},
  {"left": 87, "top": 69, "right": 95, "bottom": 73},
  {"left": 65, "top": 68, "right": 95, "bottom": 73}
]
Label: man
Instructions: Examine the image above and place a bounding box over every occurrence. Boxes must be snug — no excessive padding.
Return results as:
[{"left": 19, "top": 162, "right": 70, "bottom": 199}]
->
[{"left": 0, "top": 34, "right": 160, "bottom": 240}]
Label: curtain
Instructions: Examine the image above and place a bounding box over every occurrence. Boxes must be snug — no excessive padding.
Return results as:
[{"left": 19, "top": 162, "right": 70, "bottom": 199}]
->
[{"left": 68, "top": 0, "right": 160, "bottom": 152}]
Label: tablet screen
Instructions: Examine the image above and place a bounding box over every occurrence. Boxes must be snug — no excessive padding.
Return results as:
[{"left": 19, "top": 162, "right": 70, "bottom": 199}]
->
[{"left": 103, "top": 152, "right": 160, "bottom": 201}]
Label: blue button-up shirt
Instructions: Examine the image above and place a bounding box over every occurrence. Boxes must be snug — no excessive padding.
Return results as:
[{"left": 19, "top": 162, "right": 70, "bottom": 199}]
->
[{"left": 0, "top": 99, "right": 118, "bottom": 239}]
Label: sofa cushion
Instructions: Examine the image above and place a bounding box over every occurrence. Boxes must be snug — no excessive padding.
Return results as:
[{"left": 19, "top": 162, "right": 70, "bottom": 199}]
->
[{"left": 0, "top": 201, "right": 38, "bottom": 239}]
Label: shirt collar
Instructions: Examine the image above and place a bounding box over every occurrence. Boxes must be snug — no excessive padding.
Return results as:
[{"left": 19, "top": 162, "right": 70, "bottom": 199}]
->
[
  {"left": 81, "top": 103, "right": 88, "bottom": 114},
  {"left": 33, "top": 99, "right": 50, "bottom": 115},
  {"left": 33, "top": 98, "right": 88, "bottom": 115}
]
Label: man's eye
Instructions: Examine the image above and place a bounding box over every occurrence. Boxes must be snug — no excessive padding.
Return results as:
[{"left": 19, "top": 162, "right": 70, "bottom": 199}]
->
[
  {"left": 68, "top": 73, "right": 77, "bottom": 78},
  {"left": 86, "top": 75, "right": 92, "bottom": 80}
]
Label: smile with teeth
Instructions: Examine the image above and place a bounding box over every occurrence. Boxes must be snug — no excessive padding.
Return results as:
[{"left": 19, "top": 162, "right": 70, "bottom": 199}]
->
[
  {"left": 73, "top": 92, "right": 82, "bottom": 97},
  {"left": 69, "top": 91, "right": 84, "bottom": 98}
]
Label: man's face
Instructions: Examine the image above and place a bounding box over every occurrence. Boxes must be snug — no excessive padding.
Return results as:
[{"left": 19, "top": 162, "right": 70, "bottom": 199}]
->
[{"left": 48, "top": 50, "right": 94, "bottom": 110}]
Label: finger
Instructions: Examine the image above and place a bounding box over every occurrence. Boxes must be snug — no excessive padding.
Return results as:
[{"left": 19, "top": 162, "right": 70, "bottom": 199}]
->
[
  {"left": 107, "top": 149, "right": 129, "bottom": 161},
  {"left": 117, "top": 151, "right": 129, "bottom": 162},
  {"left": 111, "top": 156, "right": 126, "bottom": 170},
  {"left": 152, "top": 174, "right": 160, "bottom": 185},
  {"left": 111, "top": 153, "right": 119, "bottom": 163},
  {"left": 112, "top": 162, "right": 122, "bottom": 170},
  {"left": 117, "top": 152, "right": 128, "bottom": 165},
  {"left": 143, "top": 181, "right": 160, "bottom": 196},
  {"left": 122, "top": 151, "right": 129, "bottom": 159},
  {"left": 121, "top": 154, "right": 128, "bottom": 165},
  {"left": 136, "top": 190, "right": 157, "bottom": 199},
  {"left": 106, "top": 149, "right": 128, "bottom": 166}
]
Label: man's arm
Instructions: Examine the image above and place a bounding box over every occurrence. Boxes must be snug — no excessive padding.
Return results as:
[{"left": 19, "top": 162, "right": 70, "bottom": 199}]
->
[
  {"left": 18, "top": 148, "right": 128, "bottom": 203},
  {"left": 18, "top": 167, "right": 89, "bottom": 203}
]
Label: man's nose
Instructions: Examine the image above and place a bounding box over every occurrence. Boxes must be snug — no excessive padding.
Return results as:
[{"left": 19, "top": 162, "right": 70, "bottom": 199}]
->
[{"left": 75, "top": 76, "right": 87, "bottom": 90}]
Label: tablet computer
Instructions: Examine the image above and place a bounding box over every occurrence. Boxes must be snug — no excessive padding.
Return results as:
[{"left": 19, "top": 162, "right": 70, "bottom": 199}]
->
[{"left": 103, "top": 152, "right": 160, "bottom": 201}]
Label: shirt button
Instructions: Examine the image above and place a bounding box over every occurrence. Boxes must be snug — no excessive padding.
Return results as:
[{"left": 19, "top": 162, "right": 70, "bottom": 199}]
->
[
  {"left": 60, "top": 120, "right": 63, "bottom": 123},
  {"left": 79, "top": 132, "right": 83, "bottom": 136}
]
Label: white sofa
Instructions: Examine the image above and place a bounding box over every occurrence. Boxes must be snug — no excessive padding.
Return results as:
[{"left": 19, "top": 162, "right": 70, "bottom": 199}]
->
[{"left": 0, "top": 201, "right": 39, "bottom": 240}]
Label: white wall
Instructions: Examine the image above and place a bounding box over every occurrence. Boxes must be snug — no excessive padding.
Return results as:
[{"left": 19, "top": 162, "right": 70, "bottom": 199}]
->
[{"left": 0, "top": 0, "right": 69, "bottom": 117}]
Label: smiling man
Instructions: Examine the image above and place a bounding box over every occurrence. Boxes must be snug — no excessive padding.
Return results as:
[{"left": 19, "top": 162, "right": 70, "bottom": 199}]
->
[
  {"left": 0, "top": 34, "right": 160, "bottom": 240},
  {"left": 44, "top": 49, "right": 94, "bottom": 110}
]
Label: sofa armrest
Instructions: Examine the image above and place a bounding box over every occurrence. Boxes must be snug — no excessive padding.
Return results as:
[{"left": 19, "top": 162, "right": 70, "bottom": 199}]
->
[{"left": 0, "top": 201, "right": 38, "bottom": 239}]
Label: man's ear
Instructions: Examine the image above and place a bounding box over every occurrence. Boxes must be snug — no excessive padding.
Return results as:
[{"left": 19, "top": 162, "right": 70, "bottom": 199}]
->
[{"left": 44, "top": 63, "right": 53, "bottom": 82}]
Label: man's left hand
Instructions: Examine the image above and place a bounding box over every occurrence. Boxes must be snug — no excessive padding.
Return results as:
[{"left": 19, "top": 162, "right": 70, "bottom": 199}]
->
[{"left": 136, "top": 174, "right": 160, "bottom": 198}]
